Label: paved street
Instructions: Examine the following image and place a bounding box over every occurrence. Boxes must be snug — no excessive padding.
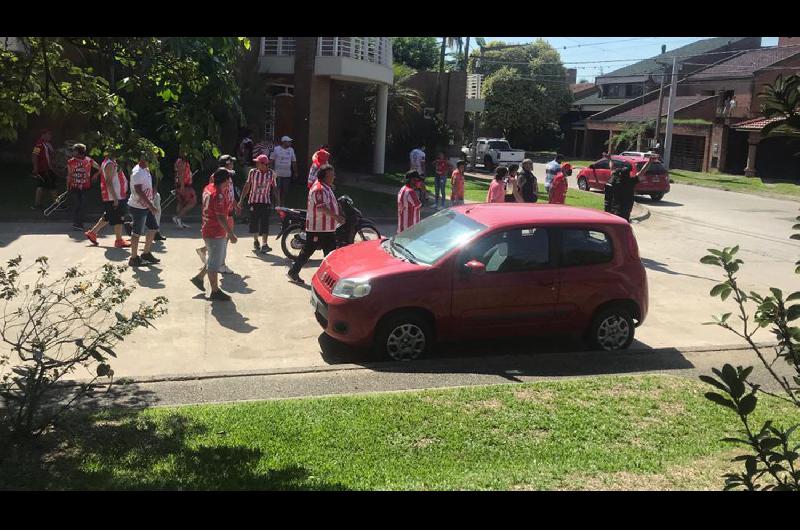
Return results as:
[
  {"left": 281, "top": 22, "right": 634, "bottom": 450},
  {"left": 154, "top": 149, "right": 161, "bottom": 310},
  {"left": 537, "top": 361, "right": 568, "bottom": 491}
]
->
[{"left": 0, "top": 178, "right": 797, "bottom": 382}]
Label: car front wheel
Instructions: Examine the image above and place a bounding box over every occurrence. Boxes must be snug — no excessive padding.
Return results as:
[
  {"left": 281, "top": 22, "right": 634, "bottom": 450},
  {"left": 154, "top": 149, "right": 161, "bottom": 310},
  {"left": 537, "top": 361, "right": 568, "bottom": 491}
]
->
[
  {"left": 578, "top": 177, "right": 589, "bottom": 191},
  {"left": 649, "top": 193, "right": 664, "bottom": 202},
  {"left": 375, "top": 312, "right": 432, "bottom": 361},
  {"left": 588, "top": 306, "right": 635, "bottom": 351}
]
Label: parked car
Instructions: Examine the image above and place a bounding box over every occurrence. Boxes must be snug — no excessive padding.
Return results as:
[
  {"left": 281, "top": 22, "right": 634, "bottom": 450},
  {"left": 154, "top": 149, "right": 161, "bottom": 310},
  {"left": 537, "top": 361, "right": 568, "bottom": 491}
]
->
[
  {"left": 576, "top": 155, "right": 670, "bottom": 201},
  {"left": 619, "top": 151, "right": 658, "bottom": 158},
  {"left": 462, "top": 138, "right": 525, "bottom": 171},
  {"left": 310, "top": 204, "right": 648, "bottom": 361}
]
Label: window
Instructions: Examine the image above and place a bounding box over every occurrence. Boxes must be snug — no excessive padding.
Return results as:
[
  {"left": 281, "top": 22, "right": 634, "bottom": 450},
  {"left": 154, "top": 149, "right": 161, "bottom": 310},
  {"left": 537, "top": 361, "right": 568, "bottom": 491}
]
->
[
  {"left": 488, "top": 141, "right": 511, "bottom": 150},
  {"left": 392, "top": 209, "right": 487, "bottom": 265},
  {"left": 464, "top": 228, "right": 551, "bottom": 273},
  {"left": 635, "top": 161, "right": 666, "bottom": 174},
  {"left": 560, "top": 229, "right": 613, "bottom": 267},
  {"left": 593, "top": 159, "right": 610, "bottom": 170}
]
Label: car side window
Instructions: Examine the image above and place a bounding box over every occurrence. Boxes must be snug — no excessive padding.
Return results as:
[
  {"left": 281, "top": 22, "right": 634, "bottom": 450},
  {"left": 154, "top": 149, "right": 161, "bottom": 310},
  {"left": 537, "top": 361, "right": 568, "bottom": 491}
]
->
[
  {"left": 560, "top": 229, "right": 613, "bottom": 267},
  {"left": 464, "top": 228, "right": 551, "bottom": 273},
  {"left": 612, "top": 160, "right": 628, "bottom": 170},
  {"left": 594, "top": 159, "right": 609, "bottom": 170}
]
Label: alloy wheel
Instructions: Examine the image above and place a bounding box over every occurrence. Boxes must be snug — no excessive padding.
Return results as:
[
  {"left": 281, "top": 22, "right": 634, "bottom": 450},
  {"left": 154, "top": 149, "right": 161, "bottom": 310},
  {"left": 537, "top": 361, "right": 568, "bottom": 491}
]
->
[
  {"left": 596, "top": 315, "right": 631, "bottom": 350},
  {"left": 386, "top": 324, "right": 426, "bottom": 361}
]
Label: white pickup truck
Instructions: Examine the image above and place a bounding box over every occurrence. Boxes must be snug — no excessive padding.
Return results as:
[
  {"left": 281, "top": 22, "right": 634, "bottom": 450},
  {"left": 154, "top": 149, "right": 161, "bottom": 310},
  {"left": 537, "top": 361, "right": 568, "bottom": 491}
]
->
[{"left": 462, "top": 137, "right": 526, "bottom": 170}]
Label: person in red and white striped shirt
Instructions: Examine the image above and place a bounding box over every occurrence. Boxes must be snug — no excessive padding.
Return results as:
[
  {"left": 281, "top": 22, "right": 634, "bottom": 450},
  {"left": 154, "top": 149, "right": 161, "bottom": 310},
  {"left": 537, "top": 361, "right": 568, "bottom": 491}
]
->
[
  {"left": 84, "top": 150, "right": 131, "bottom": 248},
  {"left": 287, "top": 164, "right": 344, "bottom": 285},
  {"left": 238, "top": 154, "right": 275, "bottom": 254},
  {"left": 397, "top": 171, "right": 424, "bottom": 234}
]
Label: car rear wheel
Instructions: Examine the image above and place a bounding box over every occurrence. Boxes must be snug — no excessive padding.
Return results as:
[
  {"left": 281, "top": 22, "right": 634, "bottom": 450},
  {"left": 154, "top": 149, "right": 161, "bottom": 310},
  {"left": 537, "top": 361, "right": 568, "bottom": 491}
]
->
[
  {"left": 375, "top": 312, "right": 432, "bottom": 361},
  {"left": 649, "top": 193, "right": 664, "bottom": 202},
  {"left": 588, "top": 306, "right": 635, "bottom": 351},
  {"left": 578, "top": 177, "right": 589, "bottom": 191}
]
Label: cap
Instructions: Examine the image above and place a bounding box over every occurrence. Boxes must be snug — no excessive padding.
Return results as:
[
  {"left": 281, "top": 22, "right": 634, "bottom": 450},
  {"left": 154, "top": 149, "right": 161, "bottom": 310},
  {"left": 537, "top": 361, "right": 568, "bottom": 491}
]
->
[
  {"left": 218, "top": 154, "right": 236, "bottom": 164},
  {"left": 281, "top": 136, "right": 292, "bottom": 142},
  {"left": 253, "top": 154, "right": 269, "bottom": 165},
  {"left": 561, "top": 163, "right": 572, "bottom": 172},
  {"left": 405, "top": 170, "right": 423, "bottom": 181}
]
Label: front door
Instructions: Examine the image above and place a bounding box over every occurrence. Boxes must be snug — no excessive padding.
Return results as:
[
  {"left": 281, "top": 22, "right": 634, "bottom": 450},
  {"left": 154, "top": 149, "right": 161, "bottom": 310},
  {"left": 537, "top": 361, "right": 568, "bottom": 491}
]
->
[
  {"left": 451, "top": 227, "right": 559, "bottom": 337},
  {"left": 274, "top": 94, "right": 295, "bottom": 141}
]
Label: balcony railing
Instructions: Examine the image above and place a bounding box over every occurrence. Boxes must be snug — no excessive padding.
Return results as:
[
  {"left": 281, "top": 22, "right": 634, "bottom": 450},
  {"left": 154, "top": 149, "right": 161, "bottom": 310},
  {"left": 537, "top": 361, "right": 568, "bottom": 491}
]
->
[
  {"left": 261, "top": 37, "right": 391, "bottom": 67},
  {"left": 466, "top": 74, "right": 483, "bottom": 99}
]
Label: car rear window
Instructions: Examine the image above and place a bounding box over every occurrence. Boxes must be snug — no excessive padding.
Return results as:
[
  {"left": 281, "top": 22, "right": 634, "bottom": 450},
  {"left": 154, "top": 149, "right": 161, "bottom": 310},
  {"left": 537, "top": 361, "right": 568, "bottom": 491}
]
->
[
  {"left": 488, "top": 141, "right": 511, "bottom": 150},
  {"left": 560, "top": 229, "right": 613, "bottom": 267},
  {"left": 635, "top": 161, "right": 666, "bottom": 174}
]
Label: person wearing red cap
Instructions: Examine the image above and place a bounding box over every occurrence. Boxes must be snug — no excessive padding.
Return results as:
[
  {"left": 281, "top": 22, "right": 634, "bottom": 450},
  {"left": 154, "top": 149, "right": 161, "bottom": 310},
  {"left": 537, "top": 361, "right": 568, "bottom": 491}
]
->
[
  {"left": 239, "top": 154, "right": 276, "bottom": 254},
  {"left": 31, "top": 129, "right": 58, "bottom": 210},
  {"left": 548, "top": 163, "right": 572, "bottom": 205},
  {"left": 307, "top": 145, "right": 331, "bottom": 189},
  {"left": 172, "top": 153, "right": 196, "bottom": 229}
]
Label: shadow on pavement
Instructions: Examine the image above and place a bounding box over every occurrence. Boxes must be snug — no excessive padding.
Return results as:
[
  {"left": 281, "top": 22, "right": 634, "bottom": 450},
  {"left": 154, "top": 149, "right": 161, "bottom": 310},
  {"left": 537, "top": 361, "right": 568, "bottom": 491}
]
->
[
  {"left": 317, "top": 332, "right": 694, "bottom": 379},
  {"left": 221, "top": 273, "right": 255, "bottom": 294},
  {"left": 210, "top": 299, "right": 257, "bottom": 334},
  {"left": 640, "top": 257, "right": 718, "bottom": 282},
  {"left": 131, "top": 265, "right": 165, "bottom": 289},
  {"left": 636, "top": 197, "right": 683, "bottom": 207}
]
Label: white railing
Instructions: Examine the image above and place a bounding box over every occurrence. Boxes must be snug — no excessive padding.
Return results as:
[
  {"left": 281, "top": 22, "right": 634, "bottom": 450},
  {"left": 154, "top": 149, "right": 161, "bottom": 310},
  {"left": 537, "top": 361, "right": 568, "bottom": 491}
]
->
[
  {"left": 466, "top": 74, "right": 483, "bottom": 99},
  {"left": 317, "top": 37, "right": 391, "bottom": 66},
  {"left": 261, "top": 37, "right": 296, "bottom": 56}
]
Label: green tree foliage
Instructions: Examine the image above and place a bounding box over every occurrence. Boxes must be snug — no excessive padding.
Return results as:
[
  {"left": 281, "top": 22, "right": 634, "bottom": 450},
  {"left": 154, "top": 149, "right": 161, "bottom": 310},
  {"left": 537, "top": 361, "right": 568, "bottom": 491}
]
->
[
  {"left": 608, "top": 120, "right": 654, "bottom": 152},
  {"left": 392, "top": 37, "right": 439, "bottom": 71},
  {"left": 760, "top": 74, "right": 800, "bottom": 140},
  {"left": 476, "top": 40, "right": 572, "bottom": 149},
  {"left": 0, "top": 37, "right": 250, "bottom": 167}
]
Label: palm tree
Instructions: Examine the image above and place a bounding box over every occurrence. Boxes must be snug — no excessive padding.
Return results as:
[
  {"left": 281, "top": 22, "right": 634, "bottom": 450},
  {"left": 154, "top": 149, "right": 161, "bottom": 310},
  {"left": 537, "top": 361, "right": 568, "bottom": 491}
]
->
[
  {"left": 760, "top": 74, "right": 800, "bottom": 139},
  {"left": 463, "top": 37, "right": 471, "bottom": 71}
]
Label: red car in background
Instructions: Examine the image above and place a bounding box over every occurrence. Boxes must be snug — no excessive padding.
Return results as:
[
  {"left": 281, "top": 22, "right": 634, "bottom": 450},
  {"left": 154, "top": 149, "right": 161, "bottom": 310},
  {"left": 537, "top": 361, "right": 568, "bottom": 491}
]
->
[
  {"left": 311, "top": 204, "right": 649, "bottom": 361},
  {"left": 576, "top": 155, "right": 670, "bottom": 202}
]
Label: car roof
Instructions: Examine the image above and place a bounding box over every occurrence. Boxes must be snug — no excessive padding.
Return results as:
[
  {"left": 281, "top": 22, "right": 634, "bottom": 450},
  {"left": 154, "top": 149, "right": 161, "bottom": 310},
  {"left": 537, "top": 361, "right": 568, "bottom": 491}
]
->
[
  {"left": 612, "top": 155, "right": 649, "bottom": 163},
  {"left": 452, "top": 203, "right": 629, "bottom": 228}
]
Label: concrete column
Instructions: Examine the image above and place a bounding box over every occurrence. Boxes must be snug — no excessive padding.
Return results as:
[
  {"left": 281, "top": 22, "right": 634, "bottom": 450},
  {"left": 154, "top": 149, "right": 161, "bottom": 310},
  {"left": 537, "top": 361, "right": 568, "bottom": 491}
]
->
[
  {"left": 744, "top": 136, "right": 758, "bottom": 177},
  {"left": 373, "top": 83, "right": 389, "bottom": 175},
  {"left": 608, "top": 130, "right": 614, "bottom": 153}
]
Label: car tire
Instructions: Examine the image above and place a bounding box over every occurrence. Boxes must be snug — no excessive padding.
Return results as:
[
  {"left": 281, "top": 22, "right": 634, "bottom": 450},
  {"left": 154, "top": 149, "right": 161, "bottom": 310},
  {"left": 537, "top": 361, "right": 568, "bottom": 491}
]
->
[
  {"left": 483, "top": 155, "right": 495, "bottom": 172},
  {"left": 578, "top": 177, "right": 589, "bottom": 191},
  {"left": 588, "top": 306, "right": 635, "bottom": 351},
  {"left": 649, "top": 193, "right": 664, "bottom": 202},
  {"left": 374, "top": 312, "right": 433, "bottom": 361}
]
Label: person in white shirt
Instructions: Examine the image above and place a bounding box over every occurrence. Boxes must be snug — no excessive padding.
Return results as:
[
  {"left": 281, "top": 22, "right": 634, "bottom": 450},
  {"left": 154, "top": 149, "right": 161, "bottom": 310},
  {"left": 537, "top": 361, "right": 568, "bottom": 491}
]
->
[
  {"left": 409, "top": 143, "right": 426, "bottom": 175},
  {"left": 270, "top": 135, "right": 298, "bottom": 207},
  {"left": 127, "top": 152, "right": 161, "bottom": 267}
]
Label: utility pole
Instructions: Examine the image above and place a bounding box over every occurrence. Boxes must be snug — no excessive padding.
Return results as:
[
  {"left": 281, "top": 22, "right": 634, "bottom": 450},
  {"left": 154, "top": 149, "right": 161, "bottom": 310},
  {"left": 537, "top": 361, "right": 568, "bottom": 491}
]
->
[
  {"left": 653, "top": 46, "right": 667, "bottom": 154},
  {"left": 663, "top": 56, "right": 678, "bottom": 170}
]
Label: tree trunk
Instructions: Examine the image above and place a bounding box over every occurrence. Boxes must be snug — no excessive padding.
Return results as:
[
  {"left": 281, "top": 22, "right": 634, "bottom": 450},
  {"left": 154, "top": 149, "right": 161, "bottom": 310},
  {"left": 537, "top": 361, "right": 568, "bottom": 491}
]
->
[
  {"left": 439, "top": 37, "right": 446, "bottom": 73},
  {"left": 463, "top": 37, "right": 471, "bottom": 71}
]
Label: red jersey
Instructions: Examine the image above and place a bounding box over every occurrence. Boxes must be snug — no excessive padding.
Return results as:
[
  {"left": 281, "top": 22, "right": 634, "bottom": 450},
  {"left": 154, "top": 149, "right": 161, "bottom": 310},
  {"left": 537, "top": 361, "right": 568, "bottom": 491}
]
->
[
  {"left": 549, "top": 172, "right": 568, "bottom": 205},
  {"left": 100, "top": 158, "right": 128, "bottom": 201},
  {"left": 397, "top": 184, "right": 422, "bottom": 233},
  {"left": 67, "top": 157, "right": 95, "bottom": 190},
  {"left": 434, "top": 159, "right": 450, "bottom": 177},
  {"left": 201, "top": 182, "right": 231, "bottom": 239},
  {"left": 450, "top": 169, "right": 465, "bottom": 201},
  {"left": 306, "top": 180, "right": 340, "bottom": 233},
  {"left": 209, "top": 172, "right": 235, "bottom": 212},
  {"left": 32, "top": 139, "right": 53, "bottom": 174},
  {"left": 175, "top": 158, "right": 192, "bottom": 186},
  {"left": 246, "top": 167, "right": 275, "bottom": 204}
]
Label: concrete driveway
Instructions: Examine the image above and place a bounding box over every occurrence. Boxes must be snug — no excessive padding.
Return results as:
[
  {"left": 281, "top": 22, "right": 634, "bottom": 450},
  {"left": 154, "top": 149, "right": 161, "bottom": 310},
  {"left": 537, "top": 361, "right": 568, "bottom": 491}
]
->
[{"left": 0, "top": 177, "right": 797, "bottom": 380}]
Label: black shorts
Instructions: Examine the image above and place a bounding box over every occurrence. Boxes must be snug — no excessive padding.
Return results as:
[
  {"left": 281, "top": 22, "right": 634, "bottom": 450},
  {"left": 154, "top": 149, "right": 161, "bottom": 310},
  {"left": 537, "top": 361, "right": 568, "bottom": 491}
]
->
[
  {"left": 249, "top": 202, "right": 271, "bottom": 235},
  {"left": 103, "top": 200, "right": 127, "bottom": 226},
  {"left": 36, "top": 170, "right": 58, "bottom": 190}
]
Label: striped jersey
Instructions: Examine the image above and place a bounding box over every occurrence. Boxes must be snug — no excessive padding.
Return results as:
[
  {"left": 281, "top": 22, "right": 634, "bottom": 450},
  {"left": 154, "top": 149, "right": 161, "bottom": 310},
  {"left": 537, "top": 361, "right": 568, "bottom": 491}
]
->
[
  {"left": 100, "top": 158, "right": 128, "bottom": 201},
  {"left": 246, "top": 167, "right": 275, "bottom": 204},
  {"left": 397, "top": 184, "right": 422, "bottom": 233},
  {"left": 67, "top": 157, "right": 95, "bottom": 190},
  {"left": 174, "top": 158, "right": 192, "bottom": 186},
  {"left": 306, "top": 180, "right": 340, "bottom": 233}
]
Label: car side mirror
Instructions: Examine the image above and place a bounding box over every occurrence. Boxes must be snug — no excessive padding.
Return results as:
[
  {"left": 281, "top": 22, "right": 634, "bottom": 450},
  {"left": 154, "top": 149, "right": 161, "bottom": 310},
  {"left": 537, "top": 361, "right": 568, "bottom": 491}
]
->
[{"left": 464, "top": 260, "right": 486, "bottom": 274}]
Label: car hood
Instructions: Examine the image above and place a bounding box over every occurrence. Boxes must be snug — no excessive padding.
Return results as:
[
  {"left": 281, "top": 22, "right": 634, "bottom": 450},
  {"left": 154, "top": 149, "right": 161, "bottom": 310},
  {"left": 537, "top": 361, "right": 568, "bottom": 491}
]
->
[{"left": 320, "top": 239, "right": 421, "bottom": 281}]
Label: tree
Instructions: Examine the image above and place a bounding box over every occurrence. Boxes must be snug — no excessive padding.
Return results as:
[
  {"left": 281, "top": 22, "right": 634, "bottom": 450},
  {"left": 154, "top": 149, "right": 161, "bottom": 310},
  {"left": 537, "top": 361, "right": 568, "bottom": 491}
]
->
[
  {"left": 760, "top": 74, "right": 800, "bottom": 140},
  {"left": 391, "top": 37, "right": 439, "bottom": 71}
]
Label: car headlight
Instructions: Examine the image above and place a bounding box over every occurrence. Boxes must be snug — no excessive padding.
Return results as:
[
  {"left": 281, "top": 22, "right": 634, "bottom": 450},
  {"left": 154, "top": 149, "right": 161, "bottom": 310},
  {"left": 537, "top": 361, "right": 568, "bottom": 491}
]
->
[{"left": 332, "top": 278, "right": 372, "bottom": 299}]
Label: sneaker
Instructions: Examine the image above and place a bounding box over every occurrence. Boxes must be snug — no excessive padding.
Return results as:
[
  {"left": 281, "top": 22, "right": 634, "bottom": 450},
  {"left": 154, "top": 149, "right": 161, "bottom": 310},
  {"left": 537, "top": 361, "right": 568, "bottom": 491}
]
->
[
  {"left": 128, "top": 256, "right": 143, "bottom": 267},
  {"left": 140, "top": 252, "right": 161, "bottom": 264},
  {"left": 114, "top": 239, "right": 131, "bottom": 248},
  {"left": 253, "top": 239, "right": 260, "bottom": 251},
  {"left": 173, "top": 216, "right": 181, "bottom": 227},
  {"left": 85, "top": 230, "right": 98, "bottom": 246},
  {"left": 180, "top": 221, "right": 190, "bottom": 229},
  {"left": 196, "top": 247, "right": 207, "bottom": 265},
  {"left": 154, "top": 232, "right": 167, "bottom": 241},
  {"left": 209, "top": 289, "right": 232, "bottom": 301},
  {"left": 190, "top": 275, "right": 205, "bottom": 291},
  {"left": 287, "top": 271, "right": 305, "bottom": 285},
  {"left": 219, "top": 264, "right": 234, "bottom": 274},
  {"left": 260, "top": 244, "right": 272, "bottom": 254}
]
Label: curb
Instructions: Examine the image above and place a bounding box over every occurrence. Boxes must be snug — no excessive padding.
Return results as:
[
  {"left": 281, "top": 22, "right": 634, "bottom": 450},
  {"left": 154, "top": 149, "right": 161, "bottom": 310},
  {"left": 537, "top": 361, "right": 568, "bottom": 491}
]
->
[{"left": 63, "top": 341, "right": 777, "bottom": 388}]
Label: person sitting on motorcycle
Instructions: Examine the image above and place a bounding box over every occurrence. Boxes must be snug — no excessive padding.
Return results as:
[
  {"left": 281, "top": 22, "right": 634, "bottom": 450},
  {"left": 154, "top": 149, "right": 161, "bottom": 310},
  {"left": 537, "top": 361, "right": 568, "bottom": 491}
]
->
[{"left": 287, "top": 164, "right": 344, "bottom": 285}]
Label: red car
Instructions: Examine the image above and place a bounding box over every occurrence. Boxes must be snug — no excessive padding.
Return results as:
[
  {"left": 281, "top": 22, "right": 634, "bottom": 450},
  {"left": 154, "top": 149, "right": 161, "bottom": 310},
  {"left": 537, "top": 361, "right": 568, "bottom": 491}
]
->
[
  {"left": 311, "top": 204, "right": 648, "bottom": 361},
  {"left": 576, "top": 155, "right": 670, "bottom": 202}
]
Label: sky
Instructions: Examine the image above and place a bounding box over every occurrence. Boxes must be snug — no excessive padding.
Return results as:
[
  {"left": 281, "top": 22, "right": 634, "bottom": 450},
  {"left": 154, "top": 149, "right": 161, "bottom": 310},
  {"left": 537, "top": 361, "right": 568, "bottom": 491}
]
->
[{"left": 480, "top": 37, "right": 779, "bottom": 82}]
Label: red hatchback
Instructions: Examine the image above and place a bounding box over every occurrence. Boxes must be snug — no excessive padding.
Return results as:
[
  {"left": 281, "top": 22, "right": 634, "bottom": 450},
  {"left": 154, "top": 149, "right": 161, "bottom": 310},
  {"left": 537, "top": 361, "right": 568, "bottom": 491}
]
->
[
  {"left": 576, "top": 155, "right": 670, "bottom": 201},
  {"left": 311, "top": 204, "right": 649, "bottom": 361}
]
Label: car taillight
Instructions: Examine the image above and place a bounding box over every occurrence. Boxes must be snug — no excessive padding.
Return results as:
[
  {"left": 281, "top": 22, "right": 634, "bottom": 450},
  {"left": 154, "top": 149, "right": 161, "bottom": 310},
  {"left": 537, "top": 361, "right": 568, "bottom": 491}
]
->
[{"left": 628, "top": 230, "right": 640, "bottom": 260}]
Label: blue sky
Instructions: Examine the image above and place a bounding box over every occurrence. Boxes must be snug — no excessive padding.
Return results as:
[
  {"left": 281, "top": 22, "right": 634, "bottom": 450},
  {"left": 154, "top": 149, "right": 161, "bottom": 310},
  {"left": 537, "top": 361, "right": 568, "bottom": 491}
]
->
[{"left": 480, "top": 37, "right": 779, "bottom": 82}]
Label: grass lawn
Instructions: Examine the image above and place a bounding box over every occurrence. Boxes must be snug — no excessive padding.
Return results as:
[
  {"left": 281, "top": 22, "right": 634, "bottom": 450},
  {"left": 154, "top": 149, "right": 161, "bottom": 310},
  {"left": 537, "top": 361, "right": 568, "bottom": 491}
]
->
[
  {"left": 669, "top": 169, "right": 800, "bottom": 201},
  {"left": 372, "top": 173, "right": 606, "bottom": 211},
  {"left": 4, "top": 374, "right": 799, "bottom": 490}
]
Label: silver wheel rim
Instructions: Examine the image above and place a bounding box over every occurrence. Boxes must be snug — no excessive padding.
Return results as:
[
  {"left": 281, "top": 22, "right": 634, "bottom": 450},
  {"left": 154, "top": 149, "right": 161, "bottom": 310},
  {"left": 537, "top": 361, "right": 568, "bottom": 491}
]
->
[
  {"left": 596, "top": 315, "right": 631, "bottom": 350},
  {"left": 579, "top": 179, "right": 588, "bottom": 190},
  {"left": 386, "top": 324, "right": 426, "bottom": 361}
]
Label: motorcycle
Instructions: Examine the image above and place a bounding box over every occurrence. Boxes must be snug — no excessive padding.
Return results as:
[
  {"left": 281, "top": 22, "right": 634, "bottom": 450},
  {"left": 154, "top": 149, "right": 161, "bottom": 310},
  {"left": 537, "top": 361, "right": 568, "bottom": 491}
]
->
[{"left": 275, "top": 195, "right": 381, "bottom": 261}]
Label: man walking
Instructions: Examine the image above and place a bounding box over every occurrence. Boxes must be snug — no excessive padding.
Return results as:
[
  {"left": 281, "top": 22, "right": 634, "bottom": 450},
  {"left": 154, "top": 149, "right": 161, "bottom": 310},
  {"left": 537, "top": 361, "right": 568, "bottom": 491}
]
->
[
  {"left": 127, "top": 152, "right": 161, "bottom": 267},
  {"left": 398, "top": 171, "right": 424, "bottom": 233},
  {"left": 85, "top": 149, "right": 130, "bottom": 248},
  {"left": 172, "top": 153, "right": 196, "bottom": 228},
  {"left": 270, "top": 136, "right": 297, "bottom": 206},
  {"left": 307, "top": 144, "right": 331, "bottom": 189},
  {"left": 190, "top": 168, "right": 237, "bottom": 301},
  {"left": 517, "top": 158, "right": 538, "bottom": 203},
  {"left": 66, "top": 143, "right": 101, "bottom": 231},
  {"left": 545, "top": 154, "right": 566, "bottom": 195},
  {"left": 287, "top": 164, "right": 344, "bottom": 285},
  {"left": 238, "top": 154, "right": 275, "bottom": 254},
  {"left": 31, "top": 129, "right": 58, "bottom": 210}
]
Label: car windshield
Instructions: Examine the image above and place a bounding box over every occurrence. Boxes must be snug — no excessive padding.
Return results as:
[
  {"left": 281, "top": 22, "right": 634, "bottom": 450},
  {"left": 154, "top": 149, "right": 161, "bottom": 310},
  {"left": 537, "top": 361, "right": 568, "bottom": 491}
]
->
[
  {"left": 635, "top": 161, "right": 666, "bottom": 174},
  {"left": 390, "top": 210, "right": 488, "bottom": 266},
  {"left": 488, "top": 141, "right": 511, "bottom": 150}
]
